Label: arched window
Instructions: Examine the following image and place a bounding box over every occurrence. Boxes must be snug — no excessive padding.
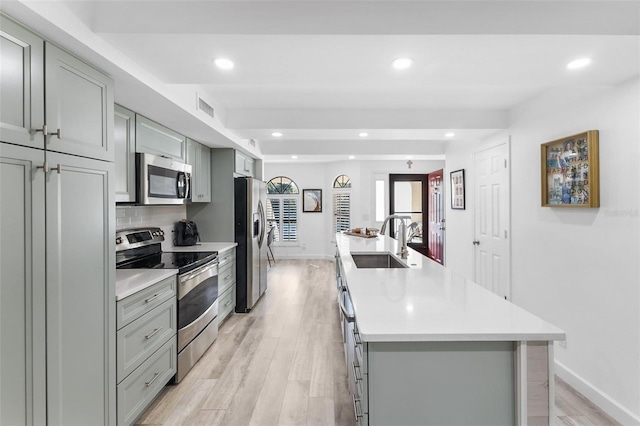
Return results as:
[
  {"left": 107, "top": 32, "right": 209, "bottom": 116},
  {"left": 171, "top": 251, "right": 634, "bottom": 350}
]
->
[
  {"left": 333, "top": 175, "right": 351, "bottom": 233},
  {"left": 266, "top": 176, "right": 299, "bottom": 242},
  {"left": 267, "top": 176, "right": 299, "bottom": 194},
  {"left": 333, "top": 174, "right": 352, "bottom": 188}
]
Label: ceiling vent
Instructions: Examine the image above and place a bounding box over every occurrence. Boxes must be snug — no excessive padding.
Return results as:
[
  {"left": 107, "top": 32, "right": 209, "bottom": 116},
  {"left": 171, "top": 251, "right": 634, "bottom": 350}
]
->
[{"left": 197, "top": 96, "right": 215, "bottom": 119}]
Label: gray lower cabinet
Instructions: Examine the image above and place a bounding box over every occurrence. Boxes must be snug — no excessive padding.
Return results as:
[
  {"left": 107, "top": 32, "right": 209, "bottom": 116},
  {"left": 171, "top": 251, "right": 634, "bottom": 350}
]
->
[
  {"left": 217, "top": 247, "right": 236, "bottom": 323},
  {"left": 0, "top": 143, "right": 46, "bottom": 425},
  {"left": 135, "top": 114, "right": 186, "bottom": 162},
  {"left": 0, "top": 142, "right": 116, "bottom": 425},
  {"left": 114, "top": 105, "right": 136, "bottom": 202},
  {"left": 1, "top": 16, "right": 114, "bottom": 161},
  {"left": 186, "top": 138, "right": 211, "bottom": 202},
  {"left": 116, "top": 275, "right": 177, "bottom": 426}
]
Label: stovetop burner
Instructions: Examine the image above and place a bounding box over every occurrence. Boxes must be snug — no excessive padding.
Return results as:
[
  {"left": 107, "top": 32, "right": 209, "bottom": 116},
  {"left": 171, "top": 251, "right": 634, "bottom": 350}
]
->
[{"left": 117, "top": 250, "right": 217, "bottom": 275}]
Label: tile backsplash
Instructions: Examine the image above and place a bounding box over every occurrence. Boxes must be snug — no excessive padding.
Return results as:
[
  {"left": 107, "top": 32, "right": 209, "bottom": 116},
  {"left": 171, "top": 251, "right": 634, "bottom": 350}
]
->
[{"left": 116, "top": 205, "right": 187, "bottom": 250}]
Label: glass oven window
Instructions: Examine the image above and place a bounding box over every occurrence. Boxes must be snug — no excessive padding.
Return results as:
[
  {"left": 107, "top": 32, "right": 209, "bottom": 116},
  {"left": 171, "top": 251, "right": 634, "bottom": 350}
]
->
[{"left": 178, "top": 274, "right": 218, "bottom": 330}]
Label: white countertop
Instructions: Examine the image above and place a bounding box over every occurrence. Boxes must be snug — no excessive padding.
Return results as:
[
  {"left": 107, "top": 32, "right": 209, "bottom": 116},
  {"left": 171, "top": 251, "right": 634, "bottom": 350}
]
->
[
  {"left": 116, "top": 269, "right": 178, "bottom": 301},
  {"left": 165, "top": 242, "right": 237, "bottom": 253},
  {"left": 336, "top": 233, "right": 565, "bottom": 343}
]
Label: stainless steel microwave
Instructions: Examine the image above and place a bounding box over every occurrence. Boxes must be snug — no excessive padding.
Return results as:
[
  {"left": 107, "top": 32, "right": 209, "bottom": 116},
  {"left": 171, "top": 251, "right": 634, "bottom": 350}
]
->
[{"left": 136, "top": 153, "right": 191, "bottom": 205}]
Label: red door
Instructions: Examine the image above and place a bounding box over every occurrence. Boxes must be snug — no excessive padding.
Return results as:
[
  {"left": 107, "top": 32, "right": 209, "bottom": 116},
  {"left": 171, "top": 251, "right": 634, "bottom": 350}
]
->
[{"left": 427, "top": 169, "right": 445, "bottom": 265}]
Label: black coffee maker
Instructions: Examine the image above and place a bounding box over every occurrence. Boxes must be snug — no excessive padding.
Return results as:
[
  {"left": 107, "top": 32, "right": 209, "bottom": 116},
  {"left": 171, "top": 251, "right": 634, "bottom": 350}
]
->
[{"left": 173, "top": 219, "right": 200, "bottom": 246}]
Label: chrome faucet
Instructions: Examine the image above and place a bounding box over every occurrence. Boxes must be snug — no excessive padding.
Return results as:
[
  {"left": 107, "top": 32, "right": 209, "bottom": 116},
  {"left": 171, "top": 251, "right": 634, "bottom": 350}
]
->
[{"left": 380, "top": 214, "right": 411, "bottom": 259}]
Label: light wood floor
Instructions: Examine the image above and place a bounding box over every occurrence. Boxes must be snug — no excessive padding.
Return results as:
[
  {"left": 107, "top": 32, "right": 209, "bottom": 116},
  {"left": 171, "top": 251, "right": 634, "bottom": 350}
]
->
[{"left": 136, "top": 259, "right": 620, "bottom": 426}]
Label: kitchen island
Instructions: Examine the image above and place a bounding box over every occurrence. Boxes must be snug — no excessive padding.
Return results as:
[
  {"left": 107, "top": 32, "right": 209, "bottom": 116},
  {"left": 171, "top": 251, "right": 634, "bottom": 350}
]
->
[{"left": 335, "top": 233, "right": 564, "bottom": 426}]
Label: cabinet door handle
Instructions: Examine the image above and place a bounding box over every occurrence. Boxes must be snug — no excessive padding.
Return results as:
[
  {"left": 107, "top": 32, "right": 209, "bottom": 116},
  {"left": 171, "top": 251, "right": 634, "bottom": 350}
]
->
[
  {"left": 145, "top": 294, "right": 160, "bottom": 303},
  {"left": 145, "top": 372, "right": 160, "bottom": 387},
  {"left": 145, "top": 327, "right": 162, "bottom": 340},
  {"left": 33, "top": 125, "right": 61, "bottom": 139}
]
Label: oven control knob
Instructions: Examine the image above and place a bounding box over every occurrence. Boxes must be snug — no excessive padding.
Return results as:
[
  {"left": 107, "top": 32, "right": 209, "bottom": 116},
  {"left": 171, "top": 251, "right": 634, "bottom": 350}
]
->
[
  {"left": 116, "top": 237, "right": 122, "bottom": 244},
  {"left": 159, "top": 230, "right": 165, "bottom": 236}
]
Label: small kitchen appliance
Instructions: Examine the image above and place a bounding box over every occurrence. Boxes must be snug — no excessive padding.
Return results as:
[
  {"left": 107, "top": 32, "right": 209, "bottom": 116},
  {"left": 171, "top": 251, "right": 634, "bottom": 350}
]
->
[
  {"left": 174, "top": 220, "right": 200, "bottom": 246},
  {"left": 136, "top": 153, "right": 191, "bottom": 205}
]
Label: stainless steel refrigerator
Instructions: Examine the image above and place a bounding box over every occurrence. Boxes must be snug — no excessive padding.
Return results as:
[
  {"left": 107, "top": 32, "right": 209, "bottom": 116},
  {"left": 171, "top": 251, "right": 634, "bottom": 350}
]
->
[{"left": 234, "top": 177, "right": 268, "bottom": 312}]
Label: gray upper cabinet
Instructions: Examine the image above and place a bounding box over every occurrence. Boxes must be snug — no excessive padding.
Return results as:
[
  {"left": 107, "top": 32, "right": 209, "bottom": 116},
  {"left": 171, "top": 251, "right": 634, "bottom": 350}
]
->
[
  {"left": 44, "top": 42, "right": 114, "bottom": 162},
  {"left": 44, "top": 150, "right": 115, "bottom": 425},
  {"left": 0, "top": 143, "right": 47, "bottom": 426},
  {"left": 235, "top": 150, "right": 254, "bottom": 177},
  {"left": 136, "top": 115, "right": 186, "bottom": 162},
  {"left": 0, "top": 16, "right": 45, "bottom": 149},
  {"left": 186, "top": 138, "right": 211, "bottom": 202},
  {"left": 114, "top": 105, "right": 136, "bottom": 202}
]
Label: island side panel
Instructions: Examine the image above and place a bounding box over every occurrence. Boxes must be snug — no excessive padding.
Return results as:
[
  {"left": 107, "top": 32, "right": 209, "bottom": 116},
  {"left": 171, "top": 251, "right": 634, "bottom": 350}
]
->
[
  {"left": 367, "top": 341, "right": 516, "bottom": 426},
  {"left": 527, "top": 341, "right": 552, "bottom": 425}
]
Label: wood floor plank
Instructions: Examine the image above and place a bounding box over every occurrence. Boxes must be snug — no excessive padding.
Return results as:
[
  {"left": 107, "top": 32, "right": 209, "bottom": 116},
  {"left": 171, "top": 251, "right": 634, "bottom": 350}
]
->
[
  {"left": 309, "top": 324, "right": 334, "bottom": 398},
  {"left": 277, "top": 380, "right": 310, "bottom": 426},
  {"left": 162, "top": 379, "right": 218, "bottom": 425},
  {"left": 217, "top": 337, "right": 279, "bottom": 425},
  {"left": 331, "top": 341, "right": 354, "bottom": 426},
  {"left": 248, "top": 350, "right": 296, "bottom": 426},
  {"left": 201, "top": 325, "right": 266, "bottom": 409},
  {"left": 184, "top": 409, "right": 225, "bottom": 425},
  {"left": 135, "top": 380, "right": 198, "bottom": 424},
  {"left": 306, "top": 397, "right": 335, "bottom": 426}
]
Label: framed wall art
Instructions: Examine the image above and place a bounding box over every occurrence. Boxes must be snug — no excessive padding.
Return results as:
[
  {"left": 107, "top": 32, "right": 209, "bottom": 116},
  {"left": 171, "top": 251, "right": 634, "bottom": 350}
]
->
[
  {"left": 541, "top": 130, "right": 599, "bottom": 207},
  {"left": 302, "top": 189, "right": 323, "bottom": 212},
  {"left": 450, "top": 169, "right": 465, "bottom": 210}
]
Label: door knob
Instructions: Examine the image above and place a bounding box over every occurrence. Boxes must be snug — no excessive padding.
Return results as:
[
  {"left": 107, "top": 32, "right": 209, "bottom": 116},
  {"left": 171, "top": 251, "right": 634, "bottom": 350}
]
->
[{"left": 472, "top": 240, "right": 480, "bottom": 245}]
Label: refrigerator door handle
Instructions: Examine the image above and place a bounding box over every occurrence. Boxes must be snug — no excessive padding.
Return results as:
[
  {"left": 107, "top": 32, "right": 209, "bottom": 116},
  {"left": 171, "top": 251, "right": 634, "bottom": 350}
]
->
[{"left": 257, "top": 201, "right": 266, "bottom": 247}]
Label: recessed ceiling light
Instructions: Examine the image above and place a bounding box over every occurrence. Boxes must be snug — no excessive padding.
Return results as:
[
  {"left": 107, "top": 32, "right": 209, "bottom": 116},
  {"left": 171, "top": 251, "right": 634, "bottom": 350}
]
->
[
  {"left": 359, "top": 132, "right": 369, "bottom": 137},
  {"left": 271, "top": 132, "right": 283, "bottom": 137},
  {"left": 392, "top": 57, "right": 413, "bottom": 70},
  {"left": 291, "top": 155, "right": 298, "bottom": 159},
  {"left": 567, "top": 57, "right": 592, "bottom": 70},
  {"left": 348, "top": 155, "right": 355, "bottom": 159},
  {"left": 213, "top": 58, "right": 234, "bottom": 70},
  {"left": 445, "top": 132, "right": 455, "bottom": 138}
]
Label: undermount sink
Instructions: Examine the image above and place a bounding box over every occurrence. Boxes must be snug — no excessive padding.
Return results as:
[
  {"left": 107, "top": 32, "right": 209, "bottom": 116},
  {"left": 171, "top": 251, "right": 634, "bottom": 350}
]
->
[{"left": 351, "top": 253, "right": 408, "bottom": 269}]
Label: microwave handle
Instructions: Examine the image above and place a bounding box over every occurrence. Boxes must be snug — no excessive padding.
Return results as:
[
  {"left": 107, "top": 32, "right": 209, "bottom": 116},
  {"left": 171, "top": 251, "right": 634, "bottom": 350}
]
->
[{"left": 177, "top": 172, "right": 189, "bottom": 199}]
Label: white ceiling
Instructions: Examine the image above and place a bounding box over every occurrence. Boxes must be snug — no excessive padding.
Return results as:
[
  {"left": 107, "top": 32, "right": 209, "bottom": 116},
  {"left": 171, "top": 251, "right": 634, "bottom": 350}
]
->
[{"left": 2, "top": 1, "right": 639, "bottom": 161}]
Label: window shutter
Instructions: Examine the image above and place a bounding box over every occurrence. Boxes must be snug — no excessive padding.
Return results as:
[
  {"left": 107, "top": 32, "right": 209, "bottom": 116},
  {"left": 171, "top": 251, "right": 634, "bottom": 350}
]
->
[
  {"left": 282, "top": 198, "right": 298, "bottom": 241},
  {"left": 334, "top": 192, "right": 350, "bottom": 233}
]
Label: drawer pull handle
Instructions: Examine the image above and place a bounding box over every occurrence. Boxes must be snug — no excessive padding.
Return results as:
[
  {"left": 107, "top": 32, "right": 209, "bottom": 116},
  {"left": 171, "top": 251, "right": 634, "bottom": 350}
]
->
[
  {"left": 145, "top": 327, "right": 162, "bottom": 340},
  {"left": 145, "top": 372, "right": 160, "bottom": 387},
  {"left": 353, "top": 396, "right": 363, "bottom": 420},
  {"left": 224, "top": 276, "right": 230, "bottom": 281},
  {"left": 224, "top": 300, "right": 232, "bottom": 307},
  {"left": 353, "top": 329, "right": 362, "bottom": 346},
  {"left": 145, "top": 294, "right": 160, "bottom": 303},
  {"left": 352, "top": 361, "right": 363, "bottom": 382}
]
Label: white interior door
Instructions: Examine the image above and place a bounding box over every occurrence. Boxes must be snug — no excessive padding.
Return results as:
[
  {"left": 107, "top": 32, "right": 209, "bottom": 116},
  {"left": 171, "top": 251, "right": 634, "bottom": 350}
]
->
[{"left": 473, "top": 142, "right": 510, "bottom": 300}]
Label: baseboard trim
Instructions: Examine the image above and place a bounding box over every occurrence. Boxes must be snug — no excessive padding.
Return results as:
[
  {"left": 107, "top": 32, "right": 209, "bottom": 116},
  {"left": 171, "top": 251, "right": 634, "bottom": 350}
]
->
[
  {"left": 555, "top": 361, "right": 640, "bottom": 425},
  {"left": 273, "top": 254, "right": 334, "bottom": 261}
]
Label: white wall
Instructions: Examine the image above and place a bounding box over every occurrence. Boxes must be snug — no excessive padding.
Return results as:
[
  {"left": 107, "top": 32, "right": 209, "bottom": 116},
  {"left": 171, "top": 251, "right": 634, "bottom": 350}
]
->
[
  {"left": 509, "top": 78, "right": 640, "bottom": 424},
  {"left": 445, "top": 78, "right": 640, "bottom": 424},
  {"left": 264, "top": 159, "right": 444, "bottom": 259}
]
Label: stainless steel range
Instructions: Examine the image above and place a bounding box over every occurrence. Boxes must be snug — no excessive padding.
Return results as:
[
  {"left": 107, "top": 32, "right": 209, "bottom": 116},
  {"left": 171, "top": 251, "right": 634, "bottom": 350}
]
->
[{"left": 116, "top": 227, "right": 219, "bottom": 383}]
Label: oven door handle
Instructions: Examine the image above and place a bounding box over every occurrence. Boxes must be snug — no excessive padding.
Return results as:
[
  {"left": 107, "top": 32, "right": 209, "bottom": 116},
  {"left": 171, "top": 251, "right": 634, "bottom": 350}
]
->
[{"left": 183, "top": 261, "right": 217, "bottom": 283}]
